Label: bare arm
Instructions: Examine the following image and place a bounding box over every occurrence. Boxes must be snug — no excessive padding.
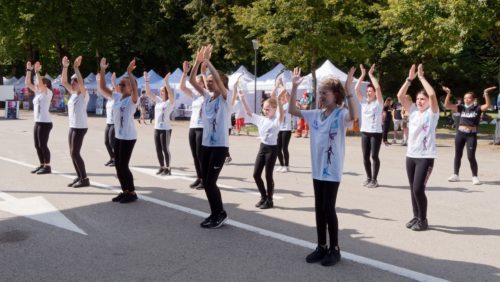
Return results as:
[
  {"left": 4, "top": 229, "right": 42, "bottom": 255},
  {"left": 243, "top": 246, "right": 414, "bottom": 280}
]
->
[
  {"left": 111, "top": 72, "right": 117, "bottom": 92},
  {"left": 61, "top": 56, "right": 72, "bottom": 92},
  {"left": 277, "top": 89, "right": 286, "bottom": 124},
  {"left": 232, "top": 74, "right": 243, "bottom": 106},
  {"left": 368, "top": 64, "right": 383, "bottom": 104},
  {"left": 417, "top": 64, "right": 439, "bottom": 114},
  {"left": 25, "top": 62, "right": 36, "bottom": 93},
  {"left": 270, "top": 77, "right": 282, "bottom": 99},
  {"left": 398, "top": 64, "right": 417, "bottom": 112},
  {"left": 34, "top": 62, "right": 47, "bottom": 93},
  {"left": 238, "top": 90, "right": 252, "bottom": 117},
  {"left": 189, "top": 47, "right": 206, "bottom": 97},
  {"left": 354, "top": 64, "right": 366, "bottom": 103},
  {"left": 165, "top": 73, "right": 175, "bottom": 106},
  {"left": 73, "top": 56, "right": 86, "bottom": 95},
  {"left": 443, "top": 86, "right": 457, "bottom": 112},
  {"left": 180, "top": 61, "right": 194, "bottom": 98},
  {"left": 98, "top": 58, "right": 113, "bottom": 98},
  {"left": 481, "top": 86, "right": 496, "bottom": 112},
  {"left": 143, "top": 72, "right": 156, "bottom": 102},
  {"left": 289, "top": 67, "right": 304, "bottom": 118},
  {"left": 345, "top": 67, "right": 358, "bottom": 123},
  {"left": 127, "top": 59, "right": 138, "bottom": 104}
]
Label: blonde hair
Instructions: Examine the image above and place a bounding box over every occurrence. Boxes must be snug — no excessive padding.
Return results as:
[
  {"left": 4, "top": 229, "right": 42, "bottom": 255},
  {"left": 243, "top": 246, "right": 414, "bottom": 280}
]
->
[{"left": 263, "top": 97, "right": 278, "bottom": 109}]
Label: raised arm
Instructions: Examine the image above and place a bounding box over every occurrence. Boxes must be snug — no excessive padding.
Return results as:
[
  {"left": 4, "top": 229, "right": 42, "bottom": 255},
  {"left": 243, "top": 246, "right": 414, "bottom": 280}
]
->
[
  {"left": 164, "top": 73, "right": 175, "bottom": 106},
  {"left": 417, "top": 64, "right": 438, "bottom": 114},
  {"left": 73, "top": 56, "right": 86, "bottom": 95},
  {"left": 481, "top": 86, "right": 496, "bottom": 112},
  {"left": 270, "top": 77, "right": 282, "bottom": 99},
  {"left": 368, "top": 64, "right": 383, "bottom": 104},
  {"left": 443, "top": 86, "right": 457, "bottom": 112},
  {"left": 397, "top": 64, "right": 417, "bottom": 112},
  {"left": 25, "top": 62, "right": 36, "bottom": 93},
  {"left": 61, "top": 56, "right": 72, "bottom": 92},
  {"left": 345, "top": 67, "right": 358, "bottom": 123},
  {"left": 98, "top": 57, "right": 113, "bottom": 98},
  {"left": 355, "top": 64, "right": 366, "bottom": 102},
  {"left": 289, "top": 67, "right": 304, "bottom": 118},
  {"left": 127, "top": 59, "right": 138, "bottom": 104},
  {"left": 232, "top": 74, "right": 243, "bottom": 106},
  {"left": 111, "top": 72, "right": 117, "bottom": 92},
  {"left": 203, "top": 46, "right": 227, "bottom": 99},
  {"left": 34, "top": 62, "right": 47, "bottom": 93},
  {"left": 180, "top": 61, "right": 194, "bottom": 98},
  {"left": 277, "top": 89, "right": 286, "bottom": 124},
  {"left": 189, "top": 47, "right": 206, "bottom": 96},
  {"left": 143, "top": 71, "right": 156, "bottom": 102},
  {"left": 237, "top": 89, "right": 252, "bottom": 117}
]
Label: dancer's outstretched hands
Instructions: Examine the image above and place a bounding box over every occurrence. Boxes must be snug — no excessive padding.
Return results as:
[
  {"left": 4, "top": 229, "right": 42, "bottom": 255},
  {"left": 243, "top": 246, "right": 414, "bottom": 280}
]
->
[
  {"left": 127, "top": 59, "right": 136, "bottom": 73},
  {"left": 182, "top": 61, "right": 191, "bottom": 74},
  {"left": 26, "top": 61, "right": 33, "bottom": 71},
  {"left": 195, "top": 47, "right": 205, "bottom": 63},
  {"left": 74, "top": 56, "right": 82, "bottom": 68},
  {"left": 408, "top": 64, "right": 417, "bottom": 80},
  {"left": 164, "top": 72, "right": 171, "bottom": 83},
  {"left": 100, "top": 58, "right": 109, "bottom": 70},
  {"left": 62, "top": 56, "right": 70, "bottom": 68},
  {"left": 359, "top": 64, "right": 366, "bottom": 77},
  {"left": 484, "top": 86, "right": 497, "bottom": 94},
  {"left": 368, "top": 64, "right": 375, "bottom": 76},
  {"left": 442, "top": 86, "right": 451, "bottom": 94},
  {"left": 346, "top": 66, "right": 356, "bottom": 86},
  {"left": 292, "top": 67, "right": 303, "bottom": 87},
  {"left": 417, "top": 64, "right": 425, "bottom": 78}
]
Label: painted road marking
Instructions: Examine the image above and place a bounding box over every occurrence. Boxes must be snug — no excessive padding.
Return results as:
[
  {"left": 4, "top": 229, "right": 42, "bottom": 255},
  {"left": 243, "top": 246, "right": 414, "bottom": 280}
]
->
[{"left": 0, "top": 156, "right": 447, "bottom": 282}]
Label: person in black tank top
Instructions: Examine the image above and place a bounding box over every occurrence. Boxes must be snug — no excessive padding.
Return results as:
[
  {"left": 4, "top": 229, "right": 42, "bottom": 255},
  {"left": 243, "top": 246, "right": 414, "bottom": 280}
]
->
[{"left": 444, "top": 86, "right": 495, "bottom": 185}]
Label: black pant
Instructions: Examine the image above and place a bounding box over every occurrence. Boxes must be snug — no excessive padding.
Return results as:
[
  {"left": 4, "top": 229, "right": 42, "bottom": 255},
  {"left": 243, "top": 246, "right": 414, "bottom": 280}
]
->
[
  {"left": 313, "top": 179, "right": 340, "bottom": 247},
  {"left": 69, "top": 128, "right": 88, "bottom": 179},
  {"left": 154, "top": 129, "right": 172, "bottom": 167},
  {"left": 382, "top": 121, "right": 391, "bottom": 142},
  {"left": 115, "top": 139, "right": 136, "bottom": 192},
  {"left": 454, "top": 131, "right": 478, "bottom": 177},
  {"left": 406, "top": 157, "right": 434, "bottom": 220},
  {"left": 201, "top": 146, "right": 228, "bottom": 215},
  {"left": 104, "top": 124, "right": 115, "bottom": 160},
  {"left": 361, "top": 132, "right": 383, "bottom": 180},
  {"left": 253, "top": 143, "right": 278, "bottom": 199},
  {"left": 33, "top": 122, "right": 52, "bottom": 164},
  {"left": 189, "top": 128, "right": 203, "bottom": 179},
  {"left": 277, "top": 131, "right": 291, "bottom": 166}
]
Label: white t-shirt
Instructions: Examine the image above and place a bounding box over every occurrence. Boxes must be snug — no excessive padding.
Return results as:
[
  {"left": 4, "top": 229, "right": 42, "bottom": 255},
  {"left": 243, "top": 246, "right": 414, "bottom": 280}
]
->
[
  {"left": 233, "top": 100, "right": 246, "bottom": 119},
  {"left": 278, "top": 103, "right": 292, "bottom": 131},
  {"left": 360, "top": 100, "right": 383, "bottom": 133},
  {"left": 406, "top": 105, "right": 439, "bottom": 158},
  {"left": 113, "top": 96, "right": 139, "bottom": 140},
  {"left": 249, "top": 113, "right": 280, "bottom": 145},
  {"left": 68, "top": 92, "right": 89, "bottom": 128},
  {"left": 106, "top": 92, "right": 122, "bottom": 125},
  {"left": 302, "top": 108, "right": 350, "bottom": 182},
  {"left": 201, "top": 92, "right": 230, "bottom": 147},
  {"left": 33, "top": 90, "right": 53, "bottom": 123},
  {"left": 154, "top": 96, "right": 173, "bottom": 130},
  {"left": 189, "top": 94, "right": 204, "bottom": 129}
]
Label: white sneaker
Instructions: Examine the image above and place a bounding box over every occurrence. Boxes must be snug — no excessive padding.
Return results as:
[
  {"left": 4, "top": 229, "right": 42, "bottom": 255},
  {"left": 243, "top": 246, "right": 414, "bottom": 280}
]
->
[
  {"left": 282, "top": 166, "right": 290, "bottom": 173},
  {"left": 275, "top": 166, "right": 283, "bottom": 172},
  {"left": 448, "top": 174, "right": 460, "bottom": 182},
  {"left": 472, "top": 177, "right": 481, "bottom": 185}
]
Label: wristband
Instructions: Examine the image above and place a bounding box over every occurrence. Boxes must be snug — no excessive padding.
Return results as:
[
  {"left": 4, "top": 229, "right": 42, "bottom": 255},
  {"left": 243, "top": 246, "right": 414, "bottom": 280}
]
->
[
  {"left": 26, "top": 69, "right": 32, "bottom": 72},
  {"left": 406, "top": 78, "right": 413, "bottom": 84}
]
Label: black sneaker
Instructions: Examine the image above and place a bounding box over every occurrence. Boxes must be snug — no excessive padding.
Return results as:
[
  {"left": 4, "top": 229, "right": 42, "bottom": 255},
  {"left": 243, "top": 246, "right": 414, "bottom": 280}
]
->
[
  {"left": 104, "top": 159, "right": 114, "bottom": 166},
  {"left": 405, "top": 217, "right": 418, "bottom": 229},
  {"left": 195, "top": 182, "right": 205, "bottom": 190},
  {"left": 200, "top": 215, "right": 213, "bottom": 228},
  {"left": 367, "top": 180, "right": 379, "bottom": 188},
  {"left": 190, "top": 179, "right": 201, "bottom": 188},
  {"left": 255, "top": 197, "right": 266, "bottom": 208},
  {"left": 362, "top": 178, "right": 371, "bottom": 186},
  {"left": 67, "top": 178, "right": 80, "bottom": 187},
  {"left": 108, "top": 160, "right": 115, "bottom": 167},
  {"left": 119, "top": 193, "right": 138, "bottom": 204},
  {"left": 203, "top": 210, "right": 228, "bottom": 229},
  {"left": 72, "top": 178, "right": 90, "bottom": 188},
  {"left": 31, "top": 165, "right": 43, "bottom": 174},
  {"left": 112, "top": 193, "right": 125, "bottom": 202},
  {"left": 321, "top": 247, "right": 341, "bottom": 266},
  {"left": 161, "top": 167, "right": 171, "bottom": 176},
  {"left": 225, "top": 156, "right": 232, "bottom": 164},
  {"left": 36, "top": 166, "right": 51, "bottom": 174},
  {"left": 306, "top": 245, "right": 328, "bottom": 263},
  {"left": 156, "top": 168, "right": 164, "bottom": 175},
  {"left": 259, "top": 198, "right": 273, "bottom": 209},
  {"left": 411, "top": 219, "right": 428, "bottom": 231}
]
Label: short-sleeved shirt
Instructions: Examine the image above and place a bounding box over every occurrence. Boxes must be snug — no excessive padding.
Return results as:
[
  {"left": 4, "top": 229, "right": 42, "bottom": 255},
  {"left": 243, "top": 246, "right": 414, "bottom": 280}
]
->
[
  {"left": 33, "top": 90, "right": 53, "bottom": 123},
  {"left": 106, "top": 92, "right": 122, "bottom": 125},
  {"left": 154, "top": 96, "right": 173, "bottom": 130},
  {"left": 278, "top": 103, "right": 292, "bottom": 131},
  {"left": 113, "top": 96, "right": 139, "bottom": 140},
  {"left": 393, "top": 102, "right": 403, "bottom": 120},
  {"left": 457, "top": 104, "right": 482, "bottom": 127},
  {"left": 383, "top": 105, "right": 392, "bottom": 123},
  {"left": 68, "top": 92, "right": 89, "bottom": 129},
  {"left": 302, "top": 108, "right": 350, "bottom": 182},
  {"left": 201, "top": 92, "right": 230, "bottom": 147},
  {"left": 360, "top": 100, "right": 383, "bottom": 133},
  {"left": 249, "top": 113, "right": 280, "bottom": 145},
  {"left": 189, "top": 94, "right": 204, "bottom": 129},
  {"left": 407, "top": 105, "right": 439, "bottom": 158}
]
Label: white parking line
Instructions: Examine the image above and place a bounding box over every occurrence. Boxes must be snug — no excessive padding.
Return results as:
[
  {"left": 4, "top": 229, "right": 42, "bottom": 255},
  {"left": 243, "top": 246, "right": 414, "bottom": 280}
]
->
[{"left": 0, "top": 156, "right": 447, "bottom": 282}]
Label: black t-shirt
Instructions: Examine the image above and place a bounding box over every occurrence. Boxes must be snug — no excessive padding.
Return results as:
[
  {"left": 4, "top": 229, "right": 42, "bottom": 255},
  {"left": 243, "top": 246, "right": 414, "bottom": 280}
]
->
[
  {"left": 458, "top": 104, "right": 482, "bottom": 126},
  {"left": 383, "top": 106, "right": 391, "bottom": 123},
  {"left": 393, "top": 102, "right": 402, "bottom": 120}
]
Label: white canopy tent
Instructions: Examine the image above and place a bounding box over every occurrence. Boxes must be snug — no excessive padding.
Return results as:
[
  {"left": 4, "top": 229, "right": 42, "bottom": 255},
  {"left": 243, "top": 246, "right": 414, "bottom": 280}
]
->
[{"left": 3, "top": 76, "right": 18, "bottom": 85}]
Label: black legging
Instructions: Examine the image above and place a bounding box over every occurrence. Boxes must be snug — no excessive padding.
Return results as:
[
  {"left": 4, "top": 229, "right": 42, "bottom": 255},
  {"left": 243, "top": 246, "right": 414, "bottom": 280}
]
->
[
  {"left": 114, "top": 139, "right": 136, "bottom": 192},
  {"left": 406, "top": 157, "right": 434, "bottom": 220},
  {"left": 313, "top": 179, "right": 340, "bottom": 247},
  {"left": 361, "top": 132, "right": 383, "bottom": 180},
  {"left": 154, "top": 129, "right": 172, "bottom": 167},
  {"left": 454, "top": 131, "right": 478, "bottom": 177},
  {"left": 277, "top": 131, "right": 291, "bottom": 167},
  {"left": 33, "top": 122, "right": 52, "bottom": 164},
  {"left": 69, "top": 128, "right": 88, "bottom": 179},
  {"left": 189, "top": 128, "right": 203, "bottom": 179},
  {"left": 201, "top": 146, "right": 228, "bottom": 215},
  {"left": 382, "top": 121, "right": 391, "bottom": 142},
  {"left": 253, "top": 143, "right": 278, "bottom": 199},
  {"left": 104, "top": 124, "right": 115, "bottom": 160}
]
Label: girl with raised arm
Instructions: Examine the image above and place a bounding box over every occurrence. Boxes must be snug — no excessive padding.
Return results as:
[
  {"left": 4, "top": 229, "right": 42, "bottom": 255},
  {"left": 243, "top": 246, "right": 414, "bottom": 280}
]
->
[
  {"left": 144, "top": 72, "right": 175, "bottom": 176},
  {"left": 397, "top": 64, "right": 439, "bottom": 231},
  {"left": 444, "top": 85, "right": 495, "bottom": 185},
  {"left": 180, "top": 61, "right": 205, "bottom": 189},
  {"left": 231, "top": 75, "right": 247, "bottom": 136},
  {"left": 238, "top": 79, "right": 284, "bottom": 209},
  {"left": 99, "top": 57, "right": 139, "bottom": 203},
  {"left": 100, "top": 72, "right": 121, "bottom": 167},
  {"left": 275, "top": 83, "right": 293, "bottom": 173},
  {"left": 189, "top": 45, "right": 230, "bottom": 229},
  {"left": 61, "top": 56, "right": 90, "bottom": 188},
  {"left": 355, "top": 64, "right": 384, "bottom": 188},
  {"left": 25, "top": 61, "right": 53, "bottom": 175},
  {"left": 289, "top": 66, "right": 357, "bottom": 266}
]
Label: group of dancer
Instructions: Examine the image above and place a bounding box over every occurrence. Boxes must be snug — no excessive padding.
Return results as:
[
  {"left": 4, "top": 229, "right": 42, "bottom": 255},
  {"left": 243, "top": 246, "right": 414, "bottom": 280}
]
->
[{"left": 25, "top": 46, "right": 497, "bottom": 266}]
